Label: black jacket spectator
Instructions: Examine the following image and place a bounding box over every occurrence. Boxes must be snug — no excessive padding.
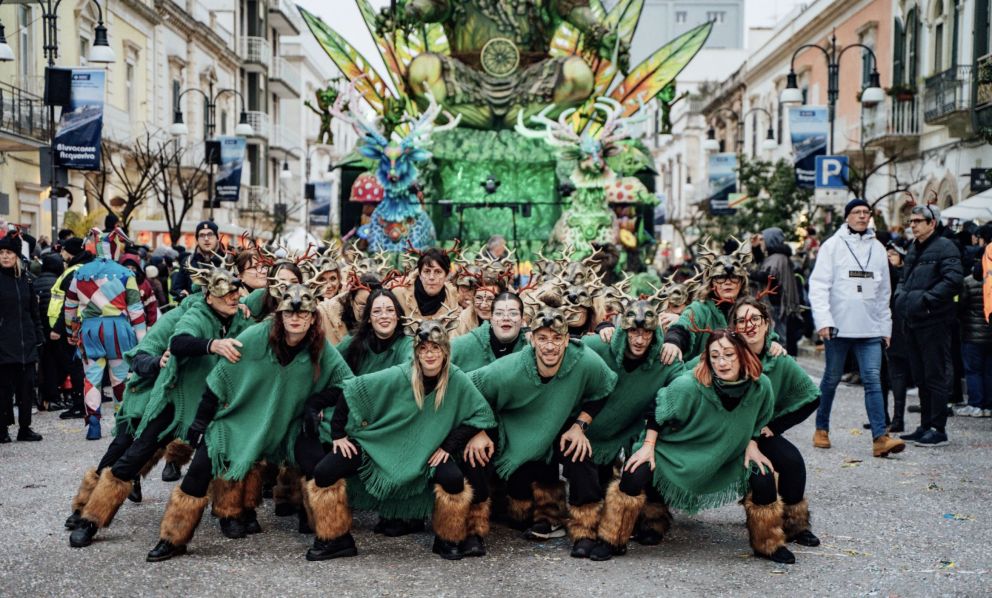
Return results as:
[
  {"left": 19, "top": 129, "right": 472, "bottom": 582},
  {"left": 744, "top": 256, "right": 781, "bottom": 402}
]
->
[
  {"left": 959, "top": 274, "right": 992, "bottom": 345},
  {"left": 35, "top": 253, "right": 64, "bottom": 334},
  {"left": 894, "top": 232, "right": 963, "bottom": 327},
  {"left": 170, "top": 251, "right": 222, "bottom": 301},
  {"left": 0, "top": 265, "right": 42, "bottom": 365}
]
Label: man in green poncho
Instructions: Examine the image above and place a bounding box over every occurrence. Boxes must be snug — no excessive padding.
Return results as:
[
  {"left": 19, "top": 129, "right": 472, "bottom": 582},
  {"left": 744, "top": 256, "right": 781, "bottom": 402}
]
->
[
  {"left": 451, "top": 291, "right": 528, "bottom": 372},
  {"left": 469, "top": 291, "right": 617, "bottom": 558},
  {"left": 69, "top": 262, "right": 252, "bottom": 548}
]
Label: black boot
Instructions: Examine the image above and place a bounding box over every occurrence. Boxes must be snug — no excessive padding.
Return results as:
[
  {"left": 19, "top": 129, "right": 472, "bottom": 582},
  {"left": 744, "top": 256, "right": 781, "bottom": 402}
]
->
[
  {"left": 64, "top": 510, "right": 83, "bottom": 530},
  {"left": 755, "top": 545, "right": 796, "bottom": 564},
  {"left": 632, "top": 524, "right": 663, "bottom": 546},
  {"left": 0, "top": 428, "right": 10, "bottom": 444},
  {"left": 146, "top": 539, "right": 187, "bottom": 562},
  {"left": 570, "top": 538, "right": 598, "bottom": 559},
  {"left": 69, "top": 520, "right": 98, "bottom": 548},
  {"left": 374, "top": 517, "right": 424, "bottom": 537},
  {"left": 128, "top": 478, "right": 142, "bottom": 503},
  {"left": 242, "top": 509, "right": 262, "bottom": 535},
  {"left": 161, "top": 461, "right": 182, "bottom": 482},
  {"left": 431, "top": 535, "right": 464, "bottom": 560},
  {"left": 890, "top": 394, "right": 906, "bottom": 434},
  {"left": 790, "top": 529, "right": 820, "bottom": 547},
  {"left": 306, "top": 533, "right": 358, "bottom": 561},
  {"left": 298, "top": 509, "right": 313, "bottom": 534},
  {"left": 219, "top": 516, "right": 247, "bottom": 539},
  {"left": 589, "top": 540, "right": 625, "bottom": 562},
  {"left": 459, "top": 534, "right": 486, "bottom": 557},
  {"left": 17, "top": 427, "right": 42, "bottom": 441}
]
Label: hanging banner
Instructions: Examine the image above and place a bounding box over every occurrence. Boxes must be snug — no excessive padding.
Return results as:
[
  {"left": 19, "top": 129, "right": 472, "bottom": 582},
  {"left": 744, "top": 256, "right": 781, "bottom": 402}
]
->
[
  {"left": 309, "top": 181, "right": 333, "bottom": 226},
  {"left": 214, "top": 136, "right": 247, "bottom": 202},
  {"left": 707, "top": 153, "right": 737, "bottom": 216},
  {"left": 54, "top": 69, "right": 105, "bottom": 170},
  {"left": 789, "top": 106, "right": 828, "bottom": 188}
]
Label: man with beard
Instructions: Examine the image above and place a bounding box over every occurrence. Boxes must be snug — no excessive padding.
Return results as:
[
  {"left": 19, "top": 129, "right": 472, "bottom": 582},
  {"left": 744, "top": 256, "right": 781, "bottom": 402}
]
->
[{"left": 171, "top": 221, "right": 223, "bottom": 301}]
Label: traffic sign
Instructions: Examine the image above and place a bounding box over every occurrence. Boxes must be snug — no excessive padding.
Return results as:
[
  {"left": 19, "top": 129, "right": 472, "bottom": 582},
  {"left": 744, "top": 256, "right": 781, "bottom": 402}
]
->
[{"left": 815, "top": 155, "right": 849, "bottom": 189}]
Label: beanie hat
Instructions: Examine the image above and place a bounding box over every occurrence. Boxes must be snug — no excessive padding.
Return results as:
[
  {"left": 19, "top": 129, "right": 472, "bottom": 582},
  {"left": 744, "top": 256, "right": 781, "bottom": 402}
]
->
[
  {"left": 844, "top": 199, "right": 870, "bottom": 218},
  {"left": 62, "top": 237, "right": 85, "bottom": 256},
  {"left": 195, "top": 220, "right": 219, "bottom": 236},
  {"left": 0, "top": 234, "right": 20, "bottom": 254}
]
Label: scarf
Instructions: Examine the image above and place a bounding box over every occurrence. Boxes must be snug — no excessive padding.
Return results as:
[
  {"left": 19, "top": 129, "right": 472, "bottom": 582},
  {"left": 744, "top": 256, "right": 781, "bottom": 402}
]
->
[
  {"left": 714, "top": 376, "right": 752, "bottom": 405},
  {"left": 204, "top": 320, "right": 353, "bottom": 480},
  {"left": 635, "top": 372, "right": 773, "bottom": 514},
  {"left": 582, "top": 327, "right": 684, "bottom": 464},
  {"left": 344, "top": 364, "right": 496, "bottom": 502},
  {"left": 470, "top": 342, "right": 617, "bottom": 479},
  {"left": 489, "top": 326, "right": 518, "bottom": 359},
  {"left": 414, "top": 277, "right": 445, "bottom": 317},
  {"left": 451, "top": 321, "right": 527, "bottom": 373}
]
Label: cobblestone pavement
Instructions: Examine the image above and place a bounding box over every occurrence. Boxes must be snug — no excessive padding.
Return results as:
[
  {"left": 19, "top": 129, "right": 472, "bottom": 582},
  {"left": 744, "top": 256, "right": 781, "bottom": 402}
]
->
[{"left": 1, "top": 357, "right": 989, "bottom": 597}]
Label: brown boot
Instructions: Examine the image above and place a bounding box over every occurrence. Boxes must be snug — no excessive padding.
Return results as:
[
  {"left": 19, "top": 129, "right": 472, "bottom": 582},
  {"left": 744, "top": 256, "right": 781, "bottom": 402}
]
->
[
  {"left": 591, "top": 480, "right": 646, "bottom": 560},
  {"left": 635, "top": 499, "right": 673, "bottom": 545},
  {"left": 79, "top": 468, "right": 132, "bottom": 528},
  {"left": 813, "top": 429, "right": 831, "bottom": 449},
  {"left": 274, "top": 466, "right": 303, "bottom": 516},
  {"left": 210, "top": 477, "right": 247, "bottom": 539},
  {"left": 431, "top": 483, "right": 473, "bottom": 560},
  {"left": 305, "top": 479, "right": 356, "bottom": 561},
  {"left": 146, "top": 487, "right": 209, "bottom": 561},
  {"left": 872, "top": 433, "right": 906, "bottom": 458},
  {"left": 567, "top": 500, "right": 603, "bottom": 558},
  {"left": 743, "top": 495, "right": 794, "bottom": 564},
  {"left": 506, "top": 496, "right": 533, "bottom": 530},
  {"left": 462, "top": 499, "right": 491, "bottom": 557},
  {"left": 66, "top": 468, "right": 100, "bottom": 529},
  {"left": 782, "top": 499, "right": 820, "bottom": 546}
]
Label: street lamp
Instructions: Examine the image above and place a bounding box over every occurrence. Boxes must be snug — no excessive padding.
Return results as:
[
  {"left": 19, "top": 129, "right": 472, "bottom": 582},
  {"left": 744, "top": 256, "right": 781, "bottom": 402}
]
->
[
  {"left": 779, "top": 30, "right": 885, "bottom": 154},
  {"left": 170, "top": 84, "right": 253, "bottom": 219},
  {"left": 703, "top": 107, "right": 778, "bottom": 154},
  {"left": 279, "top": 146, "right": 328, "bottom": 232},
  {"left": 0, "top": 22, "right": 13, "bottom": 62}
]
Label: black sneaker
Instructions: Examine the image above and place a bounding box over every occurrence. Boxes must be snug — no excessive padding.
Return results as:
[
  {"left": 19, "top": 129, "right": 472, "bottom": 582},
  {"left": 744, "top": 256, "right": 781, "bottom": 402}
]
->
[
  {"left": 16, "top": 427, "right": 42, "bottom": 441},
  {"left": 913, "top": 430, "right": 949, "bottom": 447},
  {"left": 907, "top": 404, "right": 921, "bottom": 413},
  {"left": 59, "top": 407, "right": 86, "bottom": 420},
  {"left": 899, "top": 427, "right": 928, "bottom": 442},
  {"left": 523, "top": 520, "right": 566, "bottom": 540}
]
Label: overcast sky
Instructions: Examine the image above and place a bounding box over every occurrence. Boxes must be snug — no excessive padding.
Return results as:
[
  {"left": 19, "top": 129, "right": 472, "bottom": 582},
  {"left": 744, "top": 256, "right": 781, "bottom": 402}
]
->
[{"left": 746, "top": 0, "right": 809, "bottom": 29}]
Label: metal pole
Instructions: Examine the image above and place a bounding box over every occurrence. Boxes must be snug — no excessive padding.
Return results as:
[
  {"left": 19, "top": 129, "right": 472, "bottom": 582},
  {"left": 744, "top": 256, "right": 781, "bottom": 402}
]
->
[
  {"left": 207, "top": 82, "right": 216, "bottom": 221},
  {"left": 44, "top": 1, "right": 59, "bottom": 241}
]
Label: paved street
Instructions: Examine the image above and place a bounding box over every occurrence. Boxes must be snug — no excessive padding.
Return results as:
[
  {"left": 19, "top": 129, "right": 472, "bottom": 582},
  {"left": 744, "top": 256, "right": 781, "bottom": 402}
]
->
[{"left": 1, "top": 358, "right": 990, "bottom": 597}]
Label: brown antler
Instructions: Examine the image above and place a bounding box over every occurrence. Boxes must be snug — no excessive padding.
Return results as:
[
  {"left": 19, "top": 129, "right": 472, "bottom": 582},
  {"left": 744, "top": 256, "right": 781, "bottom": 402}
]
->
[
  {"left": 347, "top": 270, "right": 374, "bottom": 293},
  {"left": 755, "top": 275, "right": 778, "bottom": 302}
]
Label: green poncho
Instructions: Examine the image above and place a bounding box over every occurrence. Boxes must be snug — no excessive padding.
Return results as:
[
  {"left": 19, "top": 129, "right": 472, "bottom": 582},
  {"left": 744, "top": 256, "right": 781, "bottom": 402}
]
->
[
  {"left": 316, "top": 334, "right": 413, "bottom": 444},
  {"left": 343, "top": 364, "right": 496, "bottom": 516},
  {"left": 114, "top": 298, "right": 200, "bottom": 436},
  {"left": 762, "top": 352, "right": 820, "bottom": 421},
  {"left": 582, "top": 328, "right": 684, "bottom": 464},
  {"left": 451, "top": 321, "right": 527, "bottom": 372},
  {"left": 134, "top": 299, "right": 253, "bottom": 442},
  {"left": 204, "top": 319, "right": 353, "bottom": 480},
  {"left": 673, "top": 299, "right": 729, "bottom": 361},
  {"left": 637, "top": 372, "right": 774, "bottom": 514},
  {"left": 241, "top": 287, "right": 267, "bottom": 319},
  {"left": 470, "top": 341, "right": 617, "bottom": 479}
]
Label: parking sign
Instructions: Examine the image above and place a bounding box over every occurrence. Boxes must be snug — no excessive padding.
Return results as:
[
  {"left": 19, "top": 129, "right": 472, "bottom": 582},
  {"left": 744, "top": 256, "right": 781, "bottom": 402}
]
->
[{"left": 815, "top": 155, "right": 848, "bottom": 189}]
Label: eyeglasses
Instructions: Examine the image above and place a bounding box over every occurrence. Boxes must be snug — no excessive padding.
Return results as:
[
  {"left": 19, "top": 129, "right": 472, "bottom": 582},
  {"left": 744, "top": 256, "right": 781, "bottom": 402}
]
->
[
  {"left": 420, "top": 268, "right": 446, "bottom": 280},
  {"left": 710, "top": 352, "right": 738, "bottom": 364},
  {"left": 534, "top": 336, "right": 564, "bottom": 347},
  {"left": 735, "top": 315, "right": 765, "bottom": 329},
  {"left": 474, "top": 294, "right": 496, "bottom": 305},
  {"left": 417, "top": 345, "right": 443, "bottom": 356},
  {"left": 197, "top": 232, "right": 217, "bottom": 240},
  {"left": 713, "top": 275, "right": 740, "bottom": 284},
  {"left": 907, "top": 218, "right": 929, "bottom": 225},
  {"left": 492, "top": 310, "right": 521, "bottom": 320}
]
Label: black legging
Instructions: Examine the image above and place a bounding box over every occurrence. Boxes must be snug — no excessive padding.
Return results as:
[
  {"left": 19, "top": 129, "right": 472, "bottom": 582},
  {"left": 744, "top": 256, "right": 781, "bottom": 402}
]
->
[
  {"left": 179, "top": 444, "right": 213, "bottom": 498},
  {"left": 109, "top": 404, "right": 177, "bottom": 481},
  {"left": 0, "top": 363, "right": 36, "bottom": 429},
  {"left": 506, "top": 434, "right": 603, "bottom": 506},
  {"left": 619, "top": 462, "right": 778, "bottom": 506},
  {"left": 311, "top": 443, "right": 490, "bottom": 503},
  {"left": 96, "top": 433, "right": 135, "bottom": 472},
  {"left": 756, "top": 434, "right": 806, "bottom": 505}
]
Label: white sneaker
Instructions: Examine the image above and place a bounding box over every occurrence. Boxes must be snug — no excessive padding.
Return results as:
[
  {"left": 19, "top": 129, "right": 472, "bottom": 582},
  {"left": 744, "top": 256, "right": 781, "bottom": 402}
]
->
[
  {"left": 907, "top": 388, "right": 919, "bottom": 397},
  {"left": 981, "top": 409, "right": 992, "bottom": 418},
  {"left": 954, "top": 405, "right": 981, "bottom": 417}
]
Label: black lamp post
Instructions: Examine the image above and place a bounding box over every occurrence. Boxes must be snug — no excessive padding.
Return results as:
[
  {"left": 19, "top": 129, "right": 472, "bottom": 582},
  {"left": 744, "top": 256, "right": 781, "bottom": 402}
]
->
[{"left": 703, "top": 106, "right": 778, "bottom": 154}]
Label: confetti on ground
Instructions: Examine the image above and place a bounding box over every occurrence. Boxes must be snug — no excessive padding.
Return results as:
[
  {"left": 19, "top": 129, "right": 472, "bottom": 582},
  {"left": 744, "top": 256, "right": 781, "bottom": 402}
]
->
[
  {"left": 849, "top": 429, "right": 863, "bottom": 436},
  {"left": 942, "top": 513, "right": 975, "bottom": 521},
  {"left": 940, "top": 560, "right": 957, "bottom": 569},
  {"left": 842, "top": 458, "right": 863, "bottom": 468},
  {"left": 927, "top": 481, "right": 943, "bottom": 491}
]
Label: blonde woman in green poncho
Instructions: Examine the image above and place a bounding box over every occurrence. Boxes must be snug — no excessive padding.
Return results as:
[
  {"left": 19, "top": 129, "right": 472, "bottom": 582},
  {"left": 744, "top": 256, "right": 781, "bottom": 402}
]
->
[
  {"left": 145, "top": 281, "right": 352, "bottom": 562},
  {"left": 590, "top": 329, "right": 800, "bottom": 565},
  {"left": 731, "top": 297, "right": 822, "bottom": 549},
  {"left": 304, "top": 314, "right": 496, "bottom": 562}
]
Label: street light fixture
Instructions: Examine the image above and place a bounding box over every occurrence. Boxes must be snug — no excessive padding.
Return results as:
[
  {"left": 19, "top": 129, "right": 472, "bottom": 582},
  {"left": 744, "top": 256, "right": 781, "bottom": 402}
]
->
[
  {"left": 779, "top": 30, "right": 885, "bottom": 154},
  {"left": 0, "top": 23, "right": 13, "bottom": 62},
  {"left": 87, "top": 20, "right": 115, "bottom": 64},
  {"left": 703, "top": 107, "right": 778, "bottom": 153}
]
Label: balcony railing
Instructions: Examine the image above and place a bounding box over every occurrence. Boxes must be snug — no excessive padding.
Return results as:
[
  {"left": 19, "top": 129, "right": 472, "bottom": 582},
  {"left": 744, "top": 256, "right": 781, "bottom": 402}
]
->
[
  {"left": 244, "top": 110, "right": 270, "bottom": 139},
  {"left": 241, "top": 36, "right": 271, "bottom": 71},
  {"left": 0, "top": 81, "right": 50, "bottom": 148},
  {"left": 864, "top": 96, "right": 920, "bottom": 143},
  {"left": 270, "top": 57, "right": 301, "bottom": 97},
  {"left": 924, "top": 65, "right": 973, "bottom": 123}
]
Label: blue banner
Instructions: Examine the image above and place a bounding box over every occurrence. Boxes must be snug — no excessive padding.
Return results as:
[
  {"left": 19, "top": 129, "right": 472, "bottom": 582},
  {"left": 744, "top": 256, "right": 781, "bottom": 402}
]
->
[
  {"left": 54, "top": 69, "right": 105, "bottom": 170},
  {"left": 707, "top": 153, "right": 737, "bottom": 216},
  {"left": 309, "top": 181, "right": 333, "bottom": 226},
  {"left": 214, "top": 136, "right": 247, "bottom": 202},
  {"left": 789, "top": 106, "right": 828, "bottom": 188}
]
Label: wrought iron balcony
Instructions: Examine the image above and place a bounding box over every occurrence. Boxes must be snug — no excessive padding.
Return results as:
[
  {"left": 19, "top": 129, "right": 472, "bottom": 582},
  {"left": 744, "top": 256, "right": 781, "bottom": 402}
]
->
[
  {"left": 863, "top": 96, "right": 920, "bottom": 155},
  {"left": 0, "top": 81, "right": 50, "bottom": 151},
  {"left": 241, "top": 36, "right": 271, "bottom": 72},
  {"left": 924, "top": 65, "right": 973, "bottom": 124}
]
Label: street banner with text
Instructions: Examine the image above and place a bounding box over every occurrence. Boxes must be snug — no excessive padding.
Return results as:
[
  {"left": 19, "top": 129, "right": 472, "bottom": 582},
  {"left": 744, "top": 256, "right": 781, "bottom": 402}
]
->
[
  {"left": 309, "top": 182, "right": 333, "bottom": 226},
  {"left": 54, "top": 69, "right": 105, "bottom": 170},
  {"left": 708, "top": 153, "right": 737, "bottom": 216},
  {"left": 789, "top": 106, "right": 828, "bottom": 188},
  {"left": 214, "top": 136, "right": 247, "bottom": 202}
]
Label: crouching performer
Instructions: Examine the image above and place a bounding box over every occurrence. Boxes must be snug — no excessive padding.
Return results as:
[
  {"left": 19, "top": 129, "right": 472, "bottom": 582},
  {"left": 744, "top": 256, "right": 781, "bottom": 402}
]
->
[
  {"left": 304, "top": 314, "right": 496, "bottom": 561},
  {"left": 146, "top": 281, "right": 352, "bottom": 561}
]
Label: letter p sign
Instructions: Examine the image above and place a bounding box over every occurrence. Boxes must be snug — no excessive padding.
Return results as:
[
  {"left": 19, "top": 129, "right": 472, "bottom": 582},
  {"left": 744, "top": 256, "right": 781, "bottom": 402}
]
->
[{"left": 815, "top": 156, "right": 848, "bottom": 189}]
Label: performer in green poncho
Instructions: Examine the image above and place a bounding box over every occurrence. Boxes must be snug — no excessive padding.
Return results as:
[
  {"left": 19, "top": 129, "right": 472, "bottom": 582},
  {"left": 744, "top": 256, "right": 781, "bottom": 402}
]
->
[
  {"left": 662, "top": 239, "right": 786, "bottom": 364},
  {"left": 732, "top": 297, "right": 822, "bottom": 549},
  {"left": 303, "top": 314, "right": 496, "bottom": 562},
  {"left": 145, "top": 281, "right": 352, "bottom": 562},
  {"left": 581, "top": 297, "right": 684, "bottom": 545},
  {"left": 63, "top": 294, "right": 199, "bottom": 531},
  {"left": 469, "top": 291, "right": 617, "bottom": 559},
  {"left": 69, "top": 262, "right": 252, "bottom": 548},
  {"left": 592, "top": 329, "right": 797, "bottom": 565},
  {"left": 451, "top": 292, "right": 527, "bottom": 372}
]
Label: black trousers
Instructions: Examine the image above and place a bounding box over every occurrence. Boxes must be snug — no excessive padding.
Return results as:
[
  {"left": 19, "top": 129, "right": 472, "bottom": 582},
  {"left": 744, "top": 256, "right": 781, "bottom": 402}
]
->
[
  {"left": 756, "top": 435, "right": 806, "bottom": 505},
  {"left": 179, "top": 444, "right": 213, "bottom": 498},
  {"left": 506, "top": 436, "right": 602, "bottom": 506},
  {"left": 109, "top": 404, "right": 176, "bottom": 481},
  {"left": 885, "top": 350, "right": 912, "bottom": 422},
  {"left": 620, "top": 462, "right": 778, "bottom": 506},
  {"left": 96, "top": 432, "right": 135, "bottom": 472},
  {"left": 38, "top": 338, "right": 82, "bottom": 406},
  {"left": 905, "top": 323, "right": 952, "bottom": 432},
  {"left": 0, "top": 363, "right": 36, "bottom": 429}
]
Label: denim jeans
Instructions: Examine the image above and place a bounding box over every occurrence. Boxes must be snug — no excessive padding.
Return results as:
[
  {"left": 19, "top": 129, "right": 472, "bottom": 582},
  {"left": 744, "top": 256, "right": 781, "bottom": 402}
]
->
[
  {"left": 961, "top": 342, "right": 992, "bottom": 409},
  {"left": 816, "top": 337, "right": 887, "bottom": 439}
]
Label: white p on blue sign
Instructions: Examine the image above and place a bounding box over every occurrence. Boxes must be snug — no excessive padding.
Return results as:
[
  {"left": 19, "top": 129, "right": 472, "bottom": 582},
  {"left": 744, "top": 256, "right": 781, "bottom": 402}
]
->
[{"left": 815, "top": 156, "right": 848, "bottom": 189}]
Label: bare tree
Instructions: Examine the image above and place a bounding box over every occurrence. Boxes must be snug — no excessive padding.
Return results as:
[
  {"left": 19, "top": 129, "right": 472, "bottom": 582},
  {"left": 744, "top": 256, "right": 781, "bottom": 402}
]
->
[{"left": 152, "top": 141, "right": 210, "bottom": 245}]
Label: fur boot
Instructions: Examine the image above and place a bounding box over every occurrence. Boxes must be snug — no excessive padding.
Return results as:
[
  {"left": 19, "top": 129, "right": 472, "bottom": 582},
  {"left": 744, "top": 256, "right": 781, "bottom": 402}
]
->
[
  {"left": 507, "top": 497, "right": 533, "bottom": 528},
  {"left": 242, "top": 464, "right": 265, "bottom": 511},
  {"left": 782, "top": 499, "right": 811, "bottom": 540},
  {"left": 159, "top": 487, "right": 209, "bottom": 546},
  {"left": 531, "top": 481, "right": 566, "bottom": 526},
  {"left": 567, "top": 500, "right": 603, "bottom": 542},
  {"left": 210, "top": 477, "right": 244, "bottom": 519},
  {"left": 70, "top": 468, "right": 100, "bottom": 514},
  {"left": 137, "top": 447, "right": 167, "bottom": 479},
  {"left": 640, "top": 500, "right": 673, "bottom": 538},
  {"left": 299, "top": 478, "right": 315, "bottom": 533},
  {"left": 80, "top": 468, "right": 133, "bottom": 528},
  {"left": 467, "top": 499, "right": 491, "bottom": 538},
  {"left": 163, "top": 440, "right": 194, "bottom": 467},
  {"left": 743, "top": 495, "right": 786, "bottom": 557},
  {"left": 306, "top": 479, "right": 351, "bottom": 541},
  {"left": 273, "top": 466, "right": 303, "bottom": 515},
  {"left": 432, "top": 483, "right": 474, "bottom": 544},
  {"left": 596, "top": 481, "right": 645, "bottom": 547}
]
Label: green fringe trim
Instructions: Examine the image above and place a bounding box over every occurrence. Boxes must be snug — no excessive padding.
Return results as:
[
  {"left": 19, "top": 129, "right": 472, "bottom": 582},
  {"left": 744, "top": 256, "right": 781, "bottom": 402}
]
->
[
  {"left": 357, "top": 454, "right": 432, "bottom": 502},
  {"left": 347, "top": 476, "right": 436, "bottom": 520},
  {"left": 651, "top": 469, "right": 750, "bottom": 515}
]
